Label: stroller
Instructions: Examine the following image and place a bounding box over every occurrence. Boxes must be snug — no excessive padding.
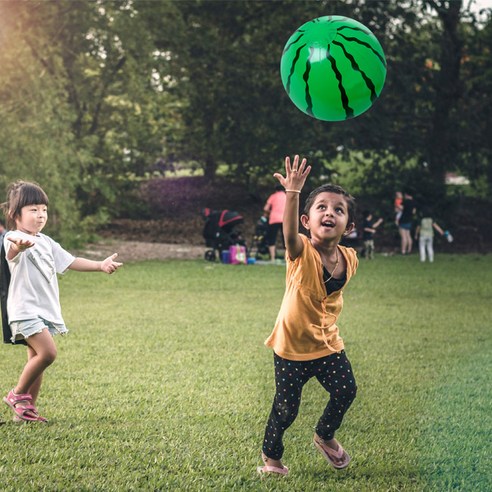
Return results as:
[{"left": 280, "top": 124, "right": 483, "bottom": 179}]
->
[
  {"left": 202, "top": 208, "right": 246, "bottom": 262},
  {"left": 249, "top": 214, "right": 270, "bottom": 259}
]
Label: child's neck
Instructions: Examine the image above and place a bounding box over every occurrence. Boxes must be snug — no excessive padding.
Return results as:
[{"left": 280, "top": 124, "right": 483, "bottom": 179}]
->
[
  {"left": 310, "top": 238, "right": 339, "bottom": 258},
  {"left": 15, "top": 227, "right": 37, "bottom": 236}
]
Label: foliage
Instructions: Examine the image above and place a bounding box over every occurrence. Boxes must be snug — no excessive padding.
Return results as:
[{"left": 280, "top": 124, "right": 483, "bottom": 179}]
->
[
  {"left": 0, "top": 256, "right": 490, "bottom": 490},
  {"left": 457, "top": 7, "right": 492, "bottom": 192},
  {"left": 141, "top": 176, "right": 259, "bottom": 218},
  {"left": 47, "top": 1, "right": 182, "bottom": 217},
  {"left": 0, "top": 1, "right": 82, "bottom": 244},
  {"left": 0, "top": 0, "right": 491, "bottom": 242}
]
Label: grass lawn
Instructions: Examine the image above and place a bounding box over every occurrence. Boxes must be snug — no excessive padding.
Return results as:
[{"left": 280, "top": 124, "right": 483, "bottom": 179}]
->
[{"left": 1, "top": 254, "right": 491, "bottom": 491}]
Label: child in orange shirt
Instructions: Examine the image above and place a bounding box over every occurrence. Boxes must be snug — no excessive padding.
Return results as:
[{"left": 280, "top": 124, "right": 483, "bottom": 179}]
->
[
  {"left": 258, "top": 156, "right": 359, "bottom": 476},
  {"left": 394, "top": 191, "right": 403, "bottom": 225}
]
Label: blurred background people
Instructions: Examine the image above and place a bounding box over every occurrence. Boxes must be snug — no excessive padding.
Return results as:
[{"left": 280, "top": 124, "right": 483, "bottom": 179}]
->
[{"left": 263, "top": 185, "right": 286, "bottom": 262}]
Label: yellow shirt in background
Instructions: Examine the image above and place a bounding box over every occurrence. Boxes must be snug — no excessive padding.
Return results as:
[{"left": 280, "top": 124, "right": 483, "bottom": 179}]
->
[{"left": 265, "top": 234, "right": 358, "bottom": 361}]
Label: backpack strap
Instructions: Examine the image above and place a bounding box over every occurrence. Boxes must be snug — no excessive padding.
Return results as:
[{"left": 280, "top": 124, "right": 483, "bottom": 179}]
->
[{"left": 1, "top": 238, "right": 27, "bottom": 345}]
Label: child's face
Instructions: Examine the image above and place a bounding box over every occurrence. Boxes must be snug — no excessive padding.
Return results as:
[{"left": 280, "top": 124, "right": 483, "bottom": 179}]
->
[
  {"left": 301, "top": 192, "right": 353, "bottom": 242},
  {"left": 14, "top": 204, "right": 48, "bottom": 235}
]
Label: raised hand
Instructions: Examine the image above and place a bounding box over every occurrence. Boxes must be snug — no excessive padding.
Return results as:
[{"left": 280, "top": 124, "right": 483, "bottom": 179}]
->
[{"left": 273, "top": 155, "right": 311, "bottom": 192}]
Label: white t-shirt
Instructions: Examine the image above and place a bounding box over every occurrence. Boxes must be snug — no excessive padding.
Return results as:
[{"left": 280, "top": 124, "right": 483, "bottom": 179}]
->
[
  {"left": 419, "top": 218, "right": 435, "bottom": 238},
  {"left": 4, "top": 231, "right": 75, "bottom": 324}
]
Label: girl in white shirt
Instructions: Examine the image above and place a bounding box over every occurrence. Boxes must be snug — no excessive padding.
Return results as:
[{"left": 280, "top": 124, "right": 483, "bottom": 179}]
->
[{"left": 1, "top": 181, "right": 122, "bottom": 423}]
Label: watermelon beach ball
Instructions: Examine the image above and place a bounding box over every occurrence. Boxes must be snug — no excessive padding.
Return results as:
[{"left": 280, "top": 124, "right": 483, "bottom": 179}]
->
[{"left": 280, "top": 15, "right": 387, "bottom": 121}]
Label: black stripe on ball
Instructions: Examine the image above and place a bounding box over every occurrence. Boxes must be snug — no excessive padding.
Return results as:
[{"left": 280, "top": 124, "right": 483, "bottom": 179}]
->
[
  {"left": 304, "top": 47, "right": 314, "bottom": 116},
  {"left": 327, "top": 45, "right": 354, "bottom": 120},
  {"left": 283, "top": 33, "right": 305, "bottom": 55},
  {"left": 337, "top": 25, "right": 371, "bottom": 35},
  {"left": 337, "top": 33, "right": 387, "bottom": 67},
  {"left": 333, "top": 40, "right": 378, "bottom": 102},
  {"left": 286, "top": 43, "right": 306, "bottom": 94}
]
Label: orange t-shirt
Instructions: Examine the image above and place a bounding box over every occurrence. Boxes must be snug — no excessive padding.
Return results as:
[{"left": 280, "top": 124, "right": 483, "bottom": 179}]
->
[{"left": 265, "top": 234, "right": 358, "bottom": 361}]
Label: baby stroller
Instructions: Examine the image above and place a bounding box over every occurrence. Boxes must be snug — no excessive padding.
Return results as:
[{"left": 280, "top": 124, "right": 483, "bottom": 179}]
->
[
  {"left": 250, "top": 214, "right": 270, "bottom": 259},
  {"left": 202, "top": 208, "right": 245, "bottom": 262}
]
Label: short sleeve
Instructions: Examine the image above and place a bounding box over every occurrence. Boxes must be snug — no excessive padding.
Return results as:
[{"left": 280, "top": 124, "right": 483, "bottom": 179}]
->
[{"left": 46, "top": 236, "right": 75, "bottom": 274}]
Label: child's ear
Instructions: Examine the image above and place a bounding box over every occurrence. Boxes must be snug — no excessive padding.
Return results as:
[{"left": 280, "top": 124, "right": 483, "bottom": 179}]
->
[
  {"left": 300, "top": 214, "right": 310, "bottom": 229},
  {"left": 343, "top": 223, "right": 355, "bottom": 236}
]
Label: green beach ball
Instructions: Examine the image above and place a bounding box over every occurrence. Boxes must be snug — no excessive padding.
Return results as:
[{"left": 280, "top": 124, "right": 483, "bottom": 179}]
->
[{"left": 280, "top": 16, "right": 387, "bottom": 121}]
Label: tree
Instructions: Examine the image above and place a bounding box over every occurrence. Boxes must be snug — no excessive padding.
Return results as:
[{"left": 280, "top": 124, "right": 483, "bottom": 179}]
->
[
  {"left": 0, "top": 1, "right": 81, "bottom": 243},
  {"left": 422, "top": 0, "right": 464, "bottom": 195},
  {"left": 0, "top": 0, "right": 184, "bottom": 238},
  {"left": 0, "top": 0, "right": 490, "bottom": 239},
  {"left": 46, "top": 1, "right": 182, "bottom": 217},
  {"left": 147, "top": 1, "right": 359, "bottom": 182},
  {"left": 453, "top": 4, "right": 492, "bottom": 194}
]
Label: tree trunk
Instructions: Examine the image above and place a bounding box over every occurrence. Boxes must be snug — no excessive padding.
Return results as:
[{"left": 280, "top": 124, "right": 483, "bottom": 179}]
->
[
  {"left": 426, "top": 0, "right": 463, "bottom": 198},
  {"left": 203, "top": 154, "right": 217, "bottom": 181}
]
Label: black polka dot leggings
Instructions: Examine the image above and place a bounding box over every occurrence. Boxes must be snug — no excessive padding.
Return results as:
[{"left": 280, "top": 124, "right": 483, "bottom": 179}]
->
[{"left": 262, "top": 350, "right": 357, "bottom": 460}]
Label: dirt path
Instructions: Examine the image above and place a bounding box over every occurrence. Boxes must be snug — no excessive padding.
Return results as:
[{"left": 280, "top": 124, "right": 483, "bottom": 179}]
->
[{"left": 79, "top": 240, "right": 206, "bottom": 263}]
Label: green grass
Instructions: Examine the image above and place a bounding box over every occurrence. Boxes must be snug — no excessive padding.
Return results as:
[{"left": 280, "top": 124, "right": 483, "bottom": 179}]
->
[{"left": 1, "top": 255, "right": 491, "bottom": 491}]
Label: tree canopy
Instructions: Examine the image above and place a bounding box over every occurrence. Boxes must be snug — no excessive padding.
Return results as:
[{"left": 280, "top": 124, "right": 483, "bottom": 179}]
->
[{"left": 0, "top": 0, "right": 490, "bottom": 243}]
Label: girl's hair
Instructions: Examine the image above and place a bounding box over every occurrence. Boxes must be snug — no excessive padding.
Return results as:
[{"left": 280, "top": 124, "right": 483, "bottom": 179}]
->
[
  {"left": 2, "top": 181, "right": 49, "bottom": 229},
  {"left": 303, "top": 184, "right": 356, "bottom": 226}
]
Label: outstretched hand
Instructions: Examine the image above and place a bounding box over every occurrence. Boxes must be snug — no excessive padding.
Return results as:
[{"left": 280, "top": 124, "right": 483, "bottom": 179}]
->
[
  {"left": 101, "top": 253, "right": 123, "bottom": 274},
  {"left": 7, "top": 236, "right": 35, "bottom": 253},
  {"left": 273, "top": 155, "right": 311, "bottom": 192}
]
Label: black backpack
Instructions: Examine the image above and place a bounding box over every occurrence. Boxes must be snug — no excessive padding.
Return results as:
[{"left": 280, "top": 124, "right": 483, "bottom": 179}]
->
[{"left": 1, "top": 240, "right": 27, "bottom": 345}]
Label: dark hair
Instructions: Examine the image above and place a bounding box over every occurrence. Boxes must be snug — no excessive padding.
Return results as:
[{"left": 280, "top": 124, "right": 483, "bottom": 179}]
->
[
  {"left": 275, "top": 184, "right": 285, "bottom": 192},
  {"left": 303, "top": 183, "right": 356, "bottom": 226},
  {"left": 2, "top": 181, "right": 49, "bottom": 229}
]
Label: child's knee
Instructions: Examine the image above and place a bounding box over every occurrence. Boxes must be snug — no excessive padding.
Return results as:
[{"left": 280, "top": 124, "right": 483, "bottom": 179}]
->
[
  {"left": 273, "top": 401, "right": 299, "bottom": 427},
  {"left": 338, "top": 380, "right": 357, "bottom": 403},
  {"left": 40, "top": 347, "right": 57, "bottom": 366}
]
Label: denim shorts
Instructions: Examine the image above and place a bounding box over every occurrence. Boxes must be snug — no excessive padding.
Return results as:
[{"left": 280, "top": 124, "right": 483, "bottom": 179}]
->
[
  {"left": 399, "top": 222, "right": 412, "bottom": 231},
  {"left": 10, "top": 317, "right": 68, "bottom": 343}
]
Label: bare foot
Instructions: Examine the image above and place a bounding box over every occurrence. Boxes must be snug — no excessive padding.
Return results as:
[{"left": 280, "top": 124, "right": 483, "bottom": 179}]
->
[{"left": 262, "top": 452, "right": 284, "bottom": 469}]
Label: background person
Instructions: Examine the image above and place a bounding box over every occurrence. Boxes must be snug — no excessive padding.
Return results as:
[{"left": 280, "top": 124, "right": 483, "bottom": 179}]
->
[
  {"left": 0, "top": 219, "right": 6, "bottom": 242},
  {"left": 398, "top": 191, "right": 416, "bottom": 255},
  {"left": 394, "top": 191, "right": 403, "bottom": 225},
  {"left": 263, "top": 184, "right": 286, "bottom": 262},
  {"left": 362, "top": 210, "right": 383, "bottom": 259},
  {"left": 415, "top": 210, "right": 445, "bottom": 262}
]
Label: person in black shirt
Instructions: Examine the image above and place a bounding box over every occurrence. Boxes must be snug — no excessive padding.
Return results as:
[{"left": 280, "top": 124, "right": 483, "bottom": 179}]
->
[
  {"left": 398, "top": 191, "right": 416, "bottom": 255},
  {"left": 362, "top": 211, "right": 383, "bottom": 259}
]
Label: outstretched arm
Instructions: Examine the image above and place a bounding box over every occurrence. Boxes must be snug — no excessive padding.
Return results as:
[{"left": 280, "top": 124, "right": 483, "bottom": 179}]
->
[
  {"left": 69, "top": 253, "right": 123, "bottom": 274},
  {"left": 433, "top": 222, "right": 445, "bottom": 235},
  {"left": 273, "top": 155, "right": 311, "bottom": 260}
]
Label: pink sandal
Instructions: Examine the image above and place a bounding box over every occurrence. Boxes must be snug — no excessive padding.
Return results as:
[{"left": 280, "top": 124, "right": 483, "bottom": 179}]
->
[
  {"left": 13, "top": 411, "right": 48, "bottom": 423},
  {"left": 313, "top": 435, "right": 351, "bottom": 469},
  {"left": 3, "top": 389, "right": 40, "bottom": 422},
  {"left": 257, "top": 453, "right": 289, "bottom": 476}
]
